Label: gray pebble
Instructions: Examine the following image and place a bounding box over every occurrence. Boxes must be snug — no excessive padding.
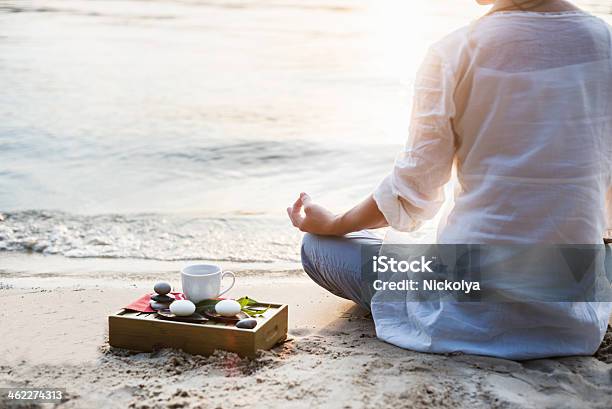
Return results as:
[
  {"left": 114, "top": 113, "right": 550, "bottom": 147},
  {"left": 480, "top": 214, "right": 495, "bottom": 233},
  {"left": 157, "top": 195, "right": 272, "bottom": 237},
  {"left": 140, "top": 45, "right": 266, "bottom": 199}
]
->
[
  {"left": 153, "top": 281, "right": 171, "bottom": 295},
  {"left": 150, "top": 300, "right": 170, "bottom": 311},
  {"left": 151, "top": 294, "right": 174, "bottom": 303},
  {"left": 236, "top": 318, "right": 257, "bottom": 329}
]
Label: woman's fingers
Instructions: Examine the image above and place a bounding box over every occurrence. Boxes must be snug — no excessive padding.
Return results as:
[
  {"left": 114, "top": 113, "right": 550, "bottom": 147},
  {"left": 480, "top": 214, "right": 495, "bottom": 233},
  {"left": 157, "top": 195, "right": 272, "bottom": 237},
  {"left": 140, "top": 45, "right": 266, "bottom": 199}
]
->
[
  {"left": 287, "top": 193, "right": 312, "bottom": 230},
  {"left": 287, "top": 192, "right": 339, "bottom": 235},
  {"left": 300, "top": 193, "right": 313, "bottom": 214},
  {"left": 292, "top": 195, "right": 304, "bottom": 220},
  {"left": 286, "top": 207, "right": 298, "bottom": 227},
  {"left": 287, "top": 206, "right": 303, "bottom": 228},
  {"left": 287, "top": 194, "right": 305, "bottom": 228},
  {"left": 292, "top": 194, "right": 304, "bottom": 211}
]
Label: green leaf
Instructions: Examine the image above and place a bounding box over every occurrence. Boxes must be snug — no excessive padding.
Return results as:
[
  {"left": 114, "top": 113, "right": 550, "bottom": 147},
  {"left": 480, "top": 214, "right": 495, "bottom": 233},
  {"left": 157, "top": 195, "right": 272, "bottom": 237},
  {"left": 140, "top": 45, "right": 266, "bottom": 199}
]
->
[
  {"left": 194, "top": 299, "right": 220, "bottom": 312},
  {"left": 236, "top": 296, "right": 259, "bottom": 308},
  {"left": 242, "top": 305, "right": 270, "bottom": 317}
]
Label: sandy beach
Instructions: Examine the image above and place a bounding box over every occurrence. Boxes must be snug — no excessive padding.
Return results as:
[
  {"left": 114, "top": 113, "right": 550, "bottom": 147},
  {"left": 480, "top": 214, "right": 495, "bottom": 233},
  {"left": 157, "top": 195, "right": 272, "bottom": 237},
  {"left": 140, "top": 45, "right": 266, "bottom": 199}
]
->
[
  {"left": 1, "top": 254, "right": 611, "bottom": 409},
  {"left": 2, "top": 1, "right": 612, "bottom": 408}
]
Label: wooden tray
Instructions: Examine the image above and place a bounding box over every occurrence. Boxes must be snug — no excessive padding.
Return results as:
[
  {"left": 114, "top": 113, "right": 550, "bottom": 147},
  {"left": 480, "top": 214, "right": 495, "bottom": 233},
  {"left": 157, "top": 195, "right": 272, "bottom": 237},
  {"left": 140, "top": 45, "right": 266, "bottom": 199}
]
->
[{"left": 108, "top": 303, "right": 288, "bottom": 358}]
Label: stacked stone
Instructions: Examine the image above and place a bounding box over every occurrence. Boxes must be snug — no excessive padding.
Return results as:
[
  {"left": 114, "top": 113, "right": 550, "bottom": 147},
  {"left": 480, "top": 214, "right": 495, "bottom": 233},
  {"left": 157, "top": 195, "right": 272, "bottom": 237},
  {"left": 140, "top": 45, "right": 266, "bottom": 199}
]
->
[{"left": 150, "top": 281, "right": 174, "bottom": 310}]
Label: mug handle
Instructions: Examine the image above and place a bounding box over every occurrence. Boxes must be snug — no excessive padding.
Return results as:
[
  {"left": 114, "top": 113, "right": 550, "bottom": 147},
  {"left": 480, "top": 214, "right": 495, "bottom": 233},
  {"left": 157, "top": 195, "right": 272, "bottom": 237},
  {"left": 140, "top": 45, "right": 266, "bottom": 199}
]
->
[{"left": 218, "top": 271, "right": 236, "bottom": 297}]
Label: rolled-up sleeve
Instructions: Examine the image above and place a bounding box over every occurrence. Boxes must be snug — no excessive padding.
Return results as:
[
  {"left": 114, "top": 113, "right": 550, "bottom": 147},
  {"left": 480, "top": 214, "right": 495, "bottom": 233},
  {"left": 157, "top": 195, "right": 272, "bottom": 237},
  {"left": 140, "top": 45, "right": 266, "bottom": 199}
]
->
[{"left": 373, "top": 48, "right": 457, "bottom": 232}]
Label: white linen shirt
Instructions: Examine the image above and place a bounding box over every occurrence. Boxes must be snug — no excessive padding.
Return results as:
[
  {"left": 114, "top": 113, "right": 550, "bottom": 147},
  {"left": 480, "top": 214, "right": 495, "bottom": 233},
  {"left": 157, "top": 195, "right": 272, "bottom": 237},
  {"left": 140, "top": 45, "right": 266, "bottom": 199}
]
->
[{"left": 372, "top": 11, "right": 612, "bottom": 360}]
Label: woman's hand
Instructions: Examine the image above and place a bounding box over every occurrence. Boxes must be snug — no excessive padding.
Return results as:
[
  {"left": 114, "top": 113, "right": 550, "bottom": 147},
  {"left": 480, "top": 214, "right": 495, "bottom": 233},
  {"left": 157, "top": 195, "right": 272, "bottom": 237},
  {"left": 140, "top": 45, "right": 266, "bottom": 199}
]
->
[
  {"left": 286, "top": 193, "right": 342, "bottom": 236},
  {"left": 287, "top": 192, "right": 388, "bottom": 236}
]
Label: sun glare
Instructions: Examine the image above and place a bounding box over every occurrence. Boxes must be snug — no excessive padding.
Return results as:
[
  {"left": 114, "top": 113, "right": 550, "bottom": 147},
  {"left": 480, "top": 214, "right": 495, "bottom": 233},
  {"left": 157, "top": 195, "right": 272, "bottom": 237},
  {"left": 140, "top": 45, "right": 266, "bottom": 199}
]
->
[{"left": 366, "top": 0, "right": 485, "bottom": 83}]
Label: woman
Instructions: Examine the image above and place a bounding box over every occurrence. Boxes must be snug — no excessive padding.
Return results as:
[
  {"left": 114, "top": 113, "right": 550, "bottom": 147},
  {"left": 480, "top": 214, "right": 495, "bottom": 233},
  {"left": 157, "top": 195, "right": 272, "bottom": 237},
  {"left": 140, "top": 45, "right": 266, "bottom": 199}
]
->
[{"left": 287, "top": 0, "right": 612, "bottom": 359}]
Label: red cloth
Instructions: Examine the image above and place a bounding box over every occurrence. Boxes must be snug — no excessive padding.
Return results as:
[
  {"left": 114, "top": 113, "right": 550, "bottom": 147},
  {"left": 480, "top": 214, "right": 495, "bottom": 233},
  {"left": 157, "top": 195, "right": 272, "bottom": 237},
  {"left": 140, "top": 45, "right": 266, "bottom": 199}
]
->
[{"left": 125, "top": 292, "right": 186, "bottom": 312}]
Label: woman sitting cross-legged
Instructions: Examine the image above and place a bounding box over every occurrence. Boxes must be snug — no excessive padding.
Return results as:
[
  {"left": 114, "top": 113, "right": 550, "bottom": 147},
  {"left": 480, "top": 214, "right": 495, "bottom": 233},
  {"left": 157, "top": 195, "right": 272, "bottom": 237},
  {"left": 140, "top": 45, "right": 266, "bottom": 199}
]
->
[{"left": 287, "top": 0, "right": 612, "bottom": 360}]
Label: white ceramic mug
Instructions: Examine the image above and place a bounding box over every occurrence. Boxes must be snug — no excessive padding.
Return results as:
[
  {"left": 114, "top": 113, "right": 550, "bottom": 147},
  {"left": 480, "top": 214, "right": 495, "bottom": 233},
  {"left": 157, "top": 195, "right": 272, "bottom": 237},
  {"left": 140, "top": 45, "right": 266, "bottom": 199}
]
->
[{"left": 181, "top": 264, "right": 236, "bottom": 304}]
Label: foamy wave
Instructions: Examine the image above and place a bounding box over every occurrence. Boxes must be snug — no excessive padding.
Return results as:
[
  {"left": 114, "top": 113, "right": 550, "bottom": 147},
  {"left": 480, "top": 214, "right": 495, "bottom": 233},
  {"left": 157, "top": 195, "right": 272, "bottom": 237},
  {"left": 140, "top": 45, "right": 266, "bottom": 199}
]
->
[{"left": 0, "top": 211, "right": 302, "bottom": 263}]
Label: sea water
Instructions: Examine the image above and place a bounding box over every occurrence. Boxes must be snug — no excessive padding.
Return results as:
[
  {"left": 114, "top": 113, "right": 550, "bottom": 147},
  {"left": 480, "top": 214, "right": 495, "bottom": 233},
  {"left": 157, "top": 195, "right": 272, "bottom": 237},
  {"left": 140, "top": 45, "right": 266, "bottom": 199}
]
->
[{"left": 0, "top": 0, "right": 610, "bottom": 266}]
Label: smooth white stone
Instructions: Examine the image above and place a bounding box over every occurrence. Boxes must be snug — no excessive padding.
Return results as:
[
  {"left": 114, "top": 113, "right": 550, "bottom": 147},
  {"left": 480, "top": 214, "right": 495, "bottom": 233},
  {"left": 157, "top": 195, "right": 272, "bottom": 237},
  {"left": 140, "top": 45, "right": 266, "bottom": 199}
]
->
[
  {"left": 215, "top": 300, "right": 242, "bottom": 317},
  {"left": 170, "top": 300, "right": 196, "bottom": 316}
]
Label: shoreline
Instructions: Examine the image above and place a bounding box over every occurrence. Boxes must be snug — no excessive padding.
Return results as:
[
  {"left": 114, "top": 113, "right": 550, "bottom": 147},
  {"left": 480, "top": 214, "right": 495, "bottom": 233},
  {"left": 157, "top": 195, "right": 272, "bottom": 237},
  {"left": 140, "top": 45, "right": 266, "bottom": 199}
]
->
[
  {"left": 1, "top": 254, "right": 612, "bottom": 408},
  {"left": 0, "top": 251, "right": 304, "bottom": 271}
]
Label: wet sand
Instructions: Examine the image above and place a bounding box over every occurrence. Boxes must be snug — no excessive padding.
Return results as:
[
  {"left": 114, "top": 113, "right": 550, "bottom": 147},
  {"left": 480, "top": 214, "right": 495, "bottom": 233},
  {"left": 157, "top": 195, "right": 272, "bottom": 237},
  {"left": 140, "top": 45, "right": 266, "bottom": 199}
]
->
[{"left": 1, "top": 257, "right": 612, "bottom": 408}]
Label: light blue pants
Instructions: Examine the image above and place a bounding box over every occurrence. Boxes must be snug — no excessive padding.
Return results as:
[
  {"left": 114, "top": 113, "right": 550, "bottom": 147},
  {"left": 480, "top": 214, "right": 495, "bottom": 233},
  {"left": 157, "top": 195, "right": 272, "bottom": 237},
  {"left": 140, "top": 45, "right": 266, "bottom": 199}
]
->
[
  {"left": 300, "top": 231, "right": 382, "bottom": 311},
  {"left": 302, "top": 234, "right": 612, "bottom": 310}
]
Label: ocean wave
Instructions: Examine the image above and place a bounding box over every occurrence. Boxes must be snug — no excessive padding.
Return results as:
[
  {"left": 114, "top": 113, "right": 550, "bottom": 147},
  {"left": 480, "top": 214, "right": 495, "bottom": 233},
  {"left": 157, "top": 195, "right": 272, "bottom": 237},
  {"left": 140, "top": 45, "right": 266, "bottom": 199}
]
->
[
  {"left": 0, "top": 210, "right": 302, "bottom": 263},
  {"left": 154, "top": 140, "right": 341, "bottom": 173}
]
